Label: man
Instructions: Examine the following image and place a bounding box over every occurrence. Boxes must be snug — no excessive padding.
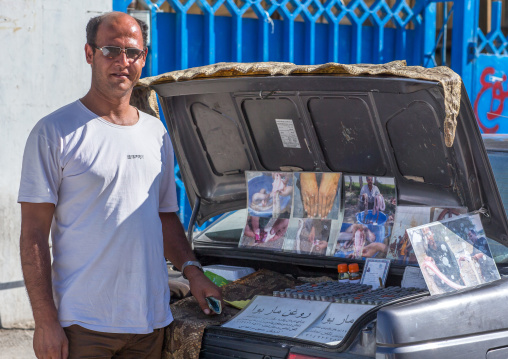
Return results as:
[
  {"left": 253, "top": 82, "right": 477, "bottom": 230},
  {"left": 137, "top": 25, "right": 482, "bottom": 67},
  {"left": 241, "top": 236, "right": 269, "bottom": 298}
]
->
[
  {"left": 358, "top": 176, "right": 381, "bottom": 211},
  {"left": 422, "top": 227, "right": 465, "bottom": 292},
  {"left": 18, "top": 12, "right": 221, "bottom": 359},
  {"left": 466, "top": 229, "right": 491, "bottom": 258}
]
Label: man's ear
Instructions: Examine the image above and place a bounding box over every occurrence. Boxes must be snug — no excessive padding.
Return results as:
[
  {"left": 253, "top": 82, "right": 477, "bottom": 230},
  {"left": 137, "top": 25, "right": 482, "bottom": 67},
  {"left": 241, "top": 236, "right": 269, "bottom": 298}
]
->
[{"left": 85, "top": 43, "right": 94, "bottom": 65}]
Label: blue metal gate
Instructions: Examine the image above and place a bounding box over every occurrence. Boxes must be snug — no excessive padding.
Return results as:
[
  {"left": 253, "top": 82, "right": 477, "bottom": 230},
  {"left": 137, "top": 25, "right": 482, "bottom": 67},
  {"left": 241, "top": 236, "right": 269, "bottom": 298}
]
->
[
  {"left": 113, "top": 0, "right": 508, "bottom": 228},
  {"left": 470, "top": 1, "right": 508, "bottom": 134}
]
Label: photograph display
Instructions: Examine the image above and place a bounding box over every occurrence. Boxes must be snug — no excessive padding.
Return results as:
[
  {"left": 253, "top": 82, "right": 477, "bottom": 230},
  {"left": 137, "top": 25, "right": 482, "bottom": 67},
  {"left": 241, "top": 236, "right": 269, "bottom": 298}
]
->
[
  {"left": 239, "top": 216, "right": 289, "bottom": 251},
  {"left": 283, "top": 218, "right": 338, "bottom": 256},
  {"left": 240, "top": 171, "right": 343, "bottom": 254},
  {"left": 292, "top": 173, "right": 342, "bottom": 219},
  {"left": 334, "top": 176, "right": 396, "bottom": 259},
  {"left": 386, "top": 206, "right": 467, "bottom": 265},
  {"left": 247, "top": 171, "right": 293, "bottom": 218},
  {"left": 407, "top": 213, "right": 500, "bottom": 295}
]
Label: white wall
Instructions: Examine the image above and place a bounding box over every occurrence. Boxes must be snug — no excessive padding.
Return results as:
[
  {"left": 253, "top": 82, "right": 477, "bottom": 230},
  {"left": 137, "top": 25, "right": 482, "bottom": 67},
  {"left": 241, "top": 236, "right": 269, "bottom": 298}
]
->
[{"left": 0, "top": 0, "right": 112, "bottom": 327}]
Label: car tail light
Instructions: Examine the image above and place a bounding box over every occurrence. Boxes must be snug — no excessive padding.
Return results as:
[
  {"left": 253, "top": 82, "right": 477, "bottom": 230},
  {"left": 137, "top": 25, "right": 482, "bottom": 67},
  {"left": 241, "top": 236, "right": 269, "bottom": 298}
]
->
[{"left": 288, "top": 354, "right": 327, "bottom": 359}]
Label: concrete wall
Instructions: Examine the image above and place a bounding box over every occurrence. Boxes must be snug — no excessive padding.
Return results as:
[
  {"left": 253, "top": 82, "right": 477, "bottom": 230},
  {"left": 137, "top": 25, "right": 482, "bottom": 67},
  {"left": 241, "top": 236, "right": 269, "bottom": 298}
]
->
[{"left": 1, "top": 0, "right": 112, "bottom": 327}]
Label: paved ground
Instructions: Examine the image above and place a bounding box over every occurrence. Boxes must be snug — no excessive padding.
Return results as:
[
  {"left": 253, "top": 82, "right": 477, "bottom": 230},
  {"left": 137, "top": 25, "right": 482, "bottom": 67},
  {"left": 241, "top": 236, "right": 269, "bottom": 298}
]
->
[{"left": 0, "top": 327, "right": 35, "bottom": 359}]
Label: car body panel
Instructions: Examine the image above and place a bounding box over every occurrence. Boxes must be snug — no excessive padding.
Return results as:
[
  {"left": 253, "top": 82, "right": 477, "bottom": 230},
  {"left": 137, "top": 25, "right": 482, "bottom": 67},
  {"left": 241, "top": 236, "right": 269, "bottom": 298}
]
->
[{"left": 145, "top": 67, "right": 508, "bottom": 358}]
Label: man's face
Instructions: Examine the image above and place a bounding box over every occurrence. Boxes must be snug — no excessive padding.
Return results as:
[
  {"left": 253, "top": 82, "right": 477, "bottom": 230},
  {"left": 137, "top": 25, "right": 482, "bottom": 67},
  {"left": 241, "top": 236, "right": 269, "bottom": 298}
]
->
[
  {"left": 468, "top": 230, "right": 477, "bottom": 243},
  {"left": 85, "top": 14, "right": 146, "bottom": 98},
  {"left": 423, "top": 228, "right": 436, "bottom": 248},
  {"left": 367, "top": 177, "right": 373, "bottom": 186}
]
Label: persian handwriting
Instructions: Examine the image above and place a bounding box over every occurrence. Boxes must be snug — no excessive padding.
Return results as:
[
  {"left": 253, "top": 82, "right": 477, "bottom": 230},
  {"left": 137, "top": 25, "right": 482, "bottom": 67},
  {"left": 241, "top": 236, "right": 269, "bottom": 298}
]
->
[
  {"left": 223, "top": 296, "right": 329, "bottom": 338},
  {"left": 297, "top": 303, "right": 375, "bottom": 344}
]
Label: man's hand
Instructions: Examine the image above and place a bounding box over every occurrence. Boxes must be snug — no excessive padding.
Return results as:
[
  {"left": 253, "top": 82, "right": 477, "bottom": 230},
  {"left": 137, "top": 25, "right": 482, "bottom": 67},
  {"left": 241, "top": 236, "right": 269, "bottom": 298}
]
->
[
  {"left": 159, "top": 212, "right": 223, "bottom": 315},
  {"left": 185, "top": 267, "right": 223, "bottom": 315},
  {"left": 318, "top": 173, "right": 340, "bottom": 218},
  {"left": 33, "top": 319, "right": 68, "bottom": 359},
  {"left": 300, "top": 173, "right": 318, "bottom": 217}
]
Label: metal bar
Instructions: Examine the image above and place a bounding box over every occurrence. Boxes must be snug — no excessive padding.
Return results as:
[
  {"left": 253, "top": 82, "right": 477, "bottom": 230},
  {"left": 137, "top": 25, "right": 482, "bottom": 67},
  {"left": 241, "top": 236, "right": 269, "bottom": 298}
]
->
[
  {"left": 451, "top": 0, "right": 479, "bottom": 96},
  {"left": 262, "top": 17, "right": 270, "bottom": 61},
  {"left": 329, "top": 22, "right": 339, "bottom": 62},
  {"left": 442, "top": 2, "right": 447, "bottom": 65},
  {"left": 282, "top": 0, "right": 298, "bottom": 63},
  {"left": 112, "top": 0, "right": 131, "bottom": 12},
  {"left": 0, "top": 281, "right": 25, "bottom": 291},
  {"left": 491, "top": 1, "right": 502, "bottom": 31},
  {"left": 232, "top": 14, "right": 243, "bottom": 62},
  {"left": 324, "top": 0, "right": 341, "bottom": 63},
  {"left": 187, "top": 197, "right": 201, "bottom": 245},
  {"left": 305, "top": 21, "right": 316, "bottom": 64},
  {"left": 257, "top": 6, "right": 272, "bottom": 62},
  {"left": 176, "top": 12, "right": 189, "bottom": 69},
  {"left": 148, "top": 3, "right": 162, "bottom": 76}
]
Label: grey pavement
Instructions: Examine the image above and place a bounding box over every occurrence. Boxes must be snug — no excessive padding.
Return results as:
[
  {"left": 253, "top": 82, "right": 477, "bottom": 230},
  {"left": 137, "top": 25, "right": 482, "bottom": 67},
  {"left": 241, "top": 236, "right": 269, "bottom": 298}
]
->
[{"left": 0, "top": 328, "right": 35, "bottom": 359}]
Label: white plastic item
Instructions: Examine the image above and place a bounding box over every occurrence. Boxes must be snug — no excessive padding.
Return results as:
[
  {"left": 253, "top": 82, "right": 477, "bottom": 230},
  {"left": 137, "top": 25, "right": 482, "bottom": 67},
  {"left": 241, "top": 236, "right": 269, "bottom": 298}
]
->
[{"left": 203, "top": 265, "right": 256, "bottom": 281}]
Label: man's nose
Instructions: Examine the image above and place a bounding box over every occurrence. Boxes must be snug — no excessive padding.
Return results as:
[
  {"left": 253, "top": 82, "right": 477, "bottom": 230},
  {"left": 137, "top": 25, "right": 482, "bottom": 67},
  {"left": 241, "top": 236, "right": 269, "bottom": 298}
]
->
[{"left": 117, "top": 51, "right": 130, "bottom": 66}]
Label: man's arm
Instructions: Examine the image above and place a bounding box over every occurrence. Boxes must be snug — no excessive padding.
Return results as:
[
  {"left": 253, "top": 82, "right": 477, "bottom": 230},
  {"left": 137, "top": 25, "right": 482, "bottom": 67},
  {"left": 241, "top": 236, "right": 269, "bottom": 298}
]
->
[
  {"left": 20, "top": 202, "right": 68, "bottom": 359},
  {"left": 159, "top": 212, "right": 222, "bottom": 314}
]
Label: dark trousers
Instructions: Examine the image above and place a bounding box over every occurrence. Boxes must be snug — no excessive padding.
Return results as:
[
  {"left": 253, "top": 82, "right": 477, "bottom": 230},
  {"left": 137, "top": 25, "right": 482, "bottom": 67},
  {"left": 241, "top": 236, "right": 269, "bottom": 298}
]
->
[{"left": 63, "top": 324, "right": 165, "bottom": 359}]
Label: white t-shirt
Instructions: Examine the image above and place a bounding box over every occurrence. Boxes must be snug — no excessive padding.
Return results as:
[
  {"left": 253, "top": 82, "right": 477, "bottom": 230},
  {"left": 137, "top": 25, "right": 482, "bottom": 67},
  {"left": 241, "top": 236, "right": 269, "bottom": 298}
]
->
[
  {"left": 18, "top": 100, "right": 179, "bottom": 334},
  {"left": 359, "top": 184, "right": 380, "bottom": 203}
]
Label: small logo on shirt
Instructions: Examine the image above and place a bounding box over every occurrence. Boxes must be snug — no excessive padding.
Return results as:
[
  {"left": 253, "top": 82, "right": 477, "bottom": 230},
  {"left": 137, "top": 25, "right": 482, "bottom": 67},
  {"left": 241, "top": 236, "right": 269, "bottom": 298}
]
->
[{"left": 127, "top": 155, "right": 144, "bottom": 159}]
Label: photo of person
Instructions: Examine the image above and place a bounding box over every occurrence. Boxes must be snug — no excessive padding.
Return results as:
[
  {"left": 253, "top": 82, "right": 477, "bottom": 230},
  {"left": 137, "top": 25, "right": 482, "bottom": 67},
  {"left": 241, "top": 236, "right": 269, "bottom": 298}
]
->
[
  {"left": 239, "top": 215, "right": 289, "bottom": 251},
  {"left": 246, "top": 171, "right": 293, "bottom": 218},
  {"left": 408, "top": 213, "right": 500, "bottom": 295},
  {"left": 293, "top": 173, "right": 342, "bottom": 219},
  {"left": 283, "top": 218, "right": 333, "bottom": 255},
  {"left": 386, "top": 206, "right": 467, "bottom": 265},
  {"left": 334, "top": 223, "right": 388, "bottom": 259},
  {"left": 335, "top": 176, "right": 395, "bottom": 259},
  {"left": 343, "top": 176, "right": 396, "bottom": 225}
]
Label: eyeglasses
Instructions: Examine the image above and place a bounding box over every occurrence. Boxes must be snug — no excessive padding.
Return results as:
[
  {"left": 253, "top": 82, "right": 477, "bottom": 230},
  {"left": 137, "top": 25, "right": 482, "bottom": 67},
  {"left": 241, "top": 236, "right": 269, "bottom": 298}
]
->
[{"left": 93, "top": 45, "right": 145, "bottom": 60}]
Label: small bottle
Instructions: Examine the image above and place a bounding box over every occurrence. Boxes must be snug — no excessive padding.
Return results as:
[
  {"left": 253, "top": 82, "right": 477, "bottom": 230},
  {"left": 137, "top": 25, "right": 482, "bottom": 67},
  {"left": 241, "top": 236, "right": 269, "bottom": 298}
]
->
[
  {"left": 348, "top": 263, "right": 361, "bottom": 284},
  {"left": 337, "top": 263, "right": 349, "bottom": 283}
]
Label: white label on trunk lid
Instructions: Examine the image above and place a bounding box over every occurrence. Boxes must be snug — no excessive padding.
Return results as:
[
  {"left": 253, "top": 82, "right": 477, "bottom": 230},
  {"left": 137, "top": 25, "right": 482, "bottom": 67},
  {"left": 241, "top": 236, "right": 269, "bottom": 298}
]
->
[{"left": 276, "top": 119, "right": 301, "bottom": 148}]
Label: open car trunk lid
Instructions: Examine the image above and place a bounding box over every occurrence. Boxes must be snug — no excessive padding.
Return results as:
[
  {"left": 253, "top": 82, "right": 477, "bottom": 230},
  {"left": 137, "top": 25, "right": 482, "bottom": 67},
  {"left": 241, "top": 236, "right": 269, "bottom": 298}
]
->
[{"left": 134, "top": 61, "right": 508, "bottom": 247}]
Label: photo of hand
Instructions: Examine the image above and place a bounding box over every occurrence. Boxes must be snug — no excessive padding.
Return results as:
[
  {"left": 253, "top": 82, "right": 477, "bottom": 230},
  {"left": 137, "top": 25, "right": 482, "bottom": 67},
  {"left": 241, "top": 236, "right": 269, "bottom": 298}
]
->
[
  {"left": 242, "top": 171, "right": 343, "bottom": 256},
  {"left": 296, "top": 173, "right": 341, "bottom": 219}
]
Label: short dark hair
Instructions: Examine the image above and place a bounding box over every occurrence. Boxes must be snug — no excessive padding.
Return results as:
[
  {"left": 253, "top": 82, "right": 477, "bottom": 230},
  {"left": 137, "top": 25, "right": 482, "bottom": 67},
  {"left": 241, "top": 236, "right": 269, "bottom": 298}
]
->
[{"left": 86, "top": 13, "right": 148, "bottom": 49}]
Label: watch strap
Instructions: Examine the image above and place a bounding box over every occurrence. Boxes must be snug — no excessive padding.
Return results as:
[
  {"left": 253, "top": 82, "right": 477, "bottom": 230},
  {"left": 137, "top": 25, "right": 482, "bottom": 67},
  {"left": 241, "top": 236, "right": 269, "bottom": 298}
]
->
[{"left": 181, "top": 260, "right": 203, "bottom": 280}]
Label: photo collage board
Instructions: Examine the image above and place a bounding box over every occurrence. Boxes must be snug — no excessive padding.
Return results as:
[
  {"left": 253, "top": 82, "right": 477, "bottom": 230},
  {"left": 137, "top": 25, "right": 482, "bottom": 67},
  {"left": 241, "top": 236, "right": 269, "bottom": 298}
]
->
[
  {"left": 239, "top": 171, "right": 501, "bottom": 292},
  {"left": 239, "top": 171, "right": 344, "bottom": 255}
]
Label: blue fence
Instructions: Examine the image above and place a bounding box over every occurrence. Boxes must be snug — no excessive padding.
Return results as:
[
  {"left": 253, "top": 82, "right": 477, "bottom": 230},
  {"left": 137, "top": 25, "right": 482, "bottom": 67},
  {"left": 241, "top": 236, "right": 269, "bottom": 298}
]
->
[{"left": 113, "top": 0, "right": 508, "bottom": 228}]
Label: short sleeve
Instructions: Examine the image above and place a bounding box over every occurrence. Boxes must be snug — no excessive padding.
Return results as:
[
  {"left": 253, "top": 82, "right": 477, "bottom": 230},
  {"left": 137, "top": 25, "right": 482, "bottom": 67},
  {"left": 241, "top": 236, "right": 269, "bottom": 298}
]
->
[
  {"left": 18, "top": 131, "right": 62, "bottom": 205},
  {"left": 158, "top": 132, "right": 179, "bottom": 213}
]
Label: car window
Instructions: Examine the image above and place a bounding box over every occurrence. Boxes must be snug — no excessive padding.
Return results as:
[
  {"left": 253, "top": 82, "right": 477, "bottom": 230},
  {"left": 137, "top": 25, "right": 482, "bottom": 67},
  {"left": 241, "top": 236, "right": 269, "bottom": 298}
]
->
[
  {"left": 487, "top": 152, "right": 508, "bottom": 218},
  {"left": 486, "top": 151, "right": 508, "bottom": 263},
  {"left": 195, "top": 209, "right": 247, "bottom": 244}
]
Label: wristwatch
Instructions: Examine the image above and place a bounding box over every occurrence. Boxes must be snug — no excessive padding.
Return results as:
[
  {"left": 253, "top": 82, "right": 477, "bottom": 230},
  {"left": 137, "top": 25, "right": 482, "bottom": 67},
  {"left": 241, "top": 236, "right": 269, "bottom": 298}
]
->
[{"left": 181, "top": 260, "right": 204, "bottom": 280}]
